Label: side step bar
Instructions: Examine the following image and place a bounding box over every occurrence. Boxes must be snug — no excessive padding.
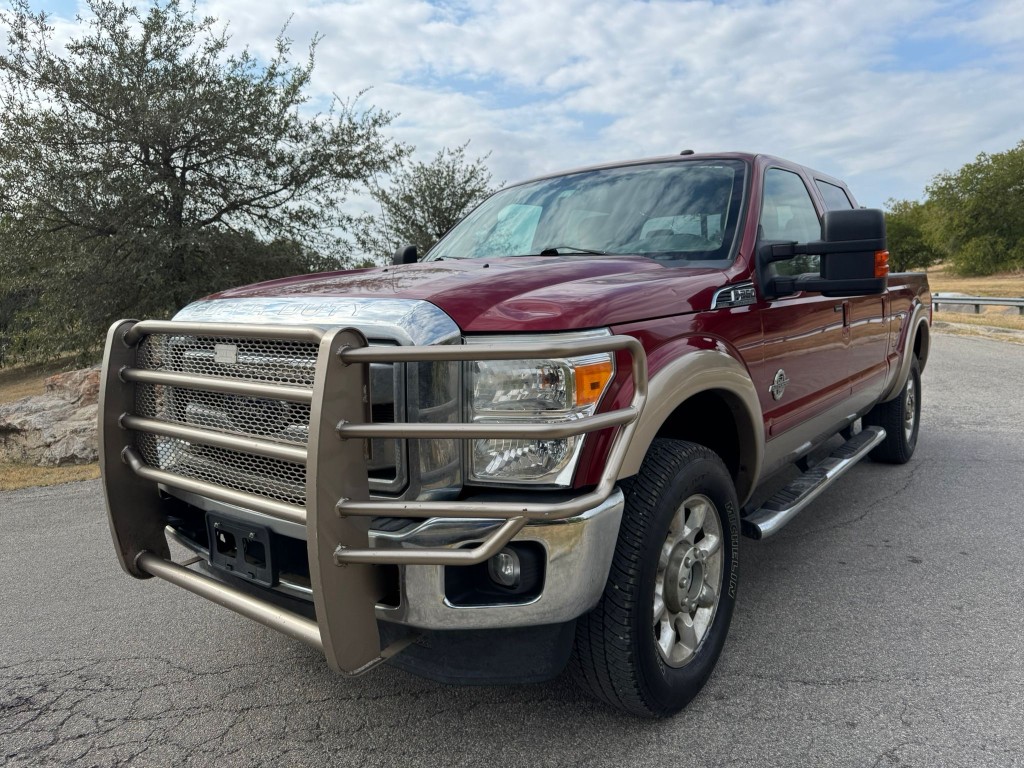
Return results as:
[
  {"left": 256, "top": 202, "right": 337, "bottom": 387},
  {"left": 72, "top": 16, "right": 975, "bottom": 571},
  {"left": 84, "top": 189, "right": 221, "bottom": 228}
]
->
[{"left": 741, "top": 426, "right": 887, "bottom": 540}]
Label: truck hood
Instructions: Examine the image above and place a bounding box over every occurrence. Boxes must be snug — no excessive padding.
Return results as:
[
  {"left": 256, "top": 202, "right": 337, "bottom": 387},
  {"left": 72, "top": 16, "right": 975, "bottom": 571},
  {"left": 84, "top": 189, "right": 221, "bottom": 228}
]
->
[{"left": 206, "top": 256, "right": 728, "bottom": 332}]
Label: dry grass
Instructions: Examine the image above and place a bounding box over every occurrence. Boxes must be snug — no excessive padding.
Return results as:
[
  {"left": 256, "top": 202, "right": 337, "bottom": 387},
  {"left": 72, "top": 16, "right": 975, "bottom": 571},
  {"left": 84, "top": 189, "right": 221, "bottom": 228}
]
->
[
  {"left": 932, "top": 320, "right": 1024, "bottom": 345},
  {"left": 924, "top": 263, "right": 1024, "bottom": 335},
  {"left": 0, "top": 462, "right": 100, "bottom": 492},
  {"left": 933, "top": 312, "right": 1024, "bottom": 331},
  {"left": 0, "top": 358, "right": 80, "bottom": 404},
  {"left": 926, "top": 264, "right": 1024, "bottom": 297}
]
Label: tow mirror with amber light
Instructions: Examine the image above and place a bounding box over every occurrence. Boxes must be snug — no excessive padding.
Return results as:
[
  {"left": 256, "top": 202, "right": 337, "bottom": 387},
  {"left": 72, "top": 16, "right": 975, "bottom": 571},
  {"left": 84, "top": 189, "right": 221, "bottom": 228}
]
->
[{"left": 760, "top": 208, "right": 888, "bottom": 298}]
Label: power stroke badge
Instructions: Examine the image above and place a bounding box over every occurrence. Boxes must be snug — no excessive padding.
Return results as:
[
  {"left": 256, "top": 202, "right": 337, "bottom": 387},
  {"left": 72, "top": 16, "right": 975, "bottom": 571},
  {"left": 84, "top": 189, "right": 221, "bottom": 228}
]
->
[{"left": 769, "top": 369, "right": 789, "bottom": 401}]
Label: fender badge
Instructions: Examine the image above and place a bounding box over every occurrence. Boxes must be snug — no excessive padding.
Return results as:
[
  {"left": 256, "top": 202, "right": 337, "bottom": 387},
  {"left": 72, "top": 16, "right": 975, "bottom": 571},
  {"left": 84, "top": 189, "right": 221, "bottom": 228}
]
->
[{"left": 769, "top": 369, "right": 789, "bottom": 401}]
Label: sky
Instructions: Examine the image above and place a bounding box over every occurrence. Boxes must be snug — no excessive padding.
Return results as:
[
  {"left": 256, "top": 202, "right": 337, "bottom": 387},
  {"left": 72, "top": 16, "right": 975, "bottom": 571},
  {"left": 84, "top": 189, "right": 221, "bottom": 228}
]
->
[{"left": 25, "top": 0, "right": 1024, "bottom": 208}]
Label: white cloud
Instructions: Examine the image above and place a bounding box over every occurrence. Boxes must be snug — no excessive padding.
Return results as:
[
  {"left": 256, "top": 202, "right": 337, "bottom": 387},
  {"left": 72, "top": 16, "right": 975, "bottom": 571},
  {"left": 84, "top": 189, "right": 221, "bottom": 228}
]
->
[{"left": 36, "top": 0, "right": 1024, "bottom": 206}]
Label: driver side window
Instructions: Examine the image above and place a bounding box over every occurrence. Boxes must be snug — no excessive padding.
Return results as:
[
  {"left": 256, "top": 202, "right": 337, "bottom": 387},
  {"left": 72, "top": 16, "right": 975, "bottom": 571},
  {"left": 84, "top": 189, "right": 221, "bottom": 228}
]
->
[{"left": 761, "top": 169, "right": 821, "bottom": 276}]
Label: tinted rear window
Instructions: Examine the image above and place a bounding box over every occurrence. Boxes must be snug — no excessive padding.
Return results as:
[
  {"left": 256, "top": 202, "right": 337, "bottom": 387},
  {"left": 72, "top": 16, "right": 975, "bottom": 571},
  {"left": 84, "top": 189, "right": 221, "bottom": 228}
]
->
[{"left": 816, "top": 180, "right": 854, "bottom": 211}]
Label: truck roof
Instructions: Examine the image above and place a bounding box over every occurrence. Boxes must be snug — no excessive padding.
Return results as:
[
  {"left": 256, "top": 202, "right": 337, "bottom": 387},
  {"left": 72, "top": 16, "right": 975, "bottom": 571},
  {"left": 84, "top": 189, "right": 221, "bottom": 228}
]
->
[{"left": 516, "top": 151, "right": 848, "bottom": 192}]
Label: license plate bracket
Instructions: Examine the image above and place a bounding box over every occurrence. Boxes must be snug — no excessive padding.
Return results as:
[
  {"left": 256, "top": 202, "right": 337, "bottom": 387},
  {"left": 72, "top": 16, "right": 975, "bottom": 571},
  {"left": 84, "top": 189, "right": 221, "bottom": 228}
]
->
[{"left": 205, "top": 514, "right": 275, "bottom": 587}]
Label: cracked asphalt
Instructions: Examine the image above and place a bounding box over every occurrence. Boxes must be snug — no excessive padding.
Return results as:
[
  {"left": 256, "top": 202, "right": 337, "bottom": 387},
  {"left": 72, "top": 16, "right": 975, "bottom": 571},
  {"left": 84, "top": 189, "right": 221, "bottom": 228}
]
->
[{"left": 2, "top": 332, "right": 1023, "bottom": 767}]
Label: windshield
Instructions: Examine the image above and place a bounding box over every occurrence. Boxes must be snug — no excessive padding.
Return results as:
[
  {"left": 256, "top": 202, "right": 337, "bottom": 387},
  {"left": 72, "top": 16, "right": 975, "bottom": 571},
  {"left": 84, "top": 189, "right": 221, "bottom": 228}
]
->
[{"left": 426, "top": 159, "right": 747, "bottom": 264}]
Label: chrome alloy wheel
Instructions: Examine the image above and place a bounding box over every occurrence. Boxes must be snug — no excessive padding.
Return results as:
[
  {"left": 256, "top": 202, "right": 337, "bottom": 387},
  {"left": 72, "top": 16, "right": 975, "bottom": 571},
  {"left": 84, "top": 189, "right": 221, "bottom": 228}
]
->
[
  {"left": 903, "top": 374, "right": 917, "bottom": 443},
  {"left": 653, "top": 493, "right": 724, "bottom": 668}
]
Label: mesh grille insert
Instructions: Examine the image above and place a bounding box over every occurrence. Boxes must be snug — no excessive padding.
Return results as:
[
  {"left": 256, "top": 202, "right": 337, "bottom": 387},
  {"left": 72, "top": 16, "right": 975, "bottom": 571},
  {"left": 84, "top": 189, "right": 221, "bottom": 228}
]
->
[
  {"left": 136, "top": 384, "right": 311, "bottom": 445},
  {"left": 137, "top": 433, "right": 306, "bottom": 506},
  {"left": 134, "top": 333, "right": 318, "bottom": 507},
  {"left": 132, "top": 332, "right": 403, "bottom": 508},
  {"left": 137, "top": 334, "right": 320, "bottom": 387}
]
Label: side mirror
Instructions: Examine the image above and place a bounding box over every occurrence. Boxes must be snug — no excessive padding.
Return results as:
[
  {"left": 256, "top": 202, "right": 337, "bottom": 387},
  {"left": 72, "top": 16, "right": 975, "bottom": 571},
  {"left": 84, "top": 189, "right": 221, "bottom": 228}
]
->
[
  {"left": 759, "top": 209, "right": 888, "bottom": 298},
  {"left": 392, "top": 244, "right": 418, "bottom": 265}
]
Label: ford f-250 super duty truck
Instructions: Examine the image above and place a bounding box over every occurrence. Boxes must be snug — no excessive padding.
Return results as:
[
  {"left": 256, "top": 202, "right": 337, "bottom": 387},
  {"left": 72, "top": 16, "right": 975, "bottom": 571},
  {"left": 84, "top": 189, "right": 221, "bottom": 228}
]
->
[{"left": 99, "top": 151, "right": 930, "bottom": 717}]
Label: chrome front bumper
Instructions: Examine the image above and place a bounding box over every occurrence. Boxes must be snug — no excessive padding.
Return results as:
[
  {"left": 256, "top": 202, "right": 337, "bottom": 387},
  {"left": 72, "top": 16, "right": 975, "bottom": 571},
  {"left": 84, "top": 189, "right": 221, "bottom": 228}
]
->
[{"left": 374, "top": 489, "right": 624, "bottom": 630}]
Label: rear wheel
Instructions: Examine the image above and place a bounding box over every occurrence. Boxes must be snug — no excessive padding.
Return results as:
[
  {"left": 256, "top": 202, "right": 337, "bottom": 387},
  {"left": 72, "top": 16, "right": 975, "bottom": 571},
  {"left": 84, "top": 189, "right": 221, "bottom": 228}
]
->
[
  {"left": 573, "top": 439, "right": 740, "bottom": 717},
  {"left": 864, "top": 357, "right": 921, "bottom": 464}
]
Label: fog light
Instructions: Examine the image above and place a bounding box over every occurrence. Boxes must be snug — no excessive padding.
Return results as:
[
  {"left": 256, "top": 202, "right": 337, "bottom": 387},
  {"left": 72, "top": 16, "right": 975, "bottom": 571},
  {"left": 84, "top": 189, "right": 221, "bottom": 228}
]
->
[{"left": 488, "top": 549, "right": 521, "bottom": 588}]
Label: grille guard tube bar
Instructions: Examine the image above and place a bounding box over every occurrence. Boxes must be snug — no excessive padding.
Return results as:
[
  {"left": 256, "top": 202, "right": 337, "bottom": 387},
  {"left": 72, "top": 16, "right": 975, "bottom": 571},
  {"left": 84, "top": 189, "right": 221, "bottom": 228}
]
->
[
  {"left": 120, "top": 367, "right": 315, "bottom": 404},
  {"left": 100, "top": 318, "right": 646, "bottom": 671},
  {"left": 121, "top": 445, "right": 307, "bottom": 525},
  {"left": 135, "top": 552, "right": 323, "bottom": 650},
  {"left": 330, "top": 334, "right": 646, "bottom": 563}
]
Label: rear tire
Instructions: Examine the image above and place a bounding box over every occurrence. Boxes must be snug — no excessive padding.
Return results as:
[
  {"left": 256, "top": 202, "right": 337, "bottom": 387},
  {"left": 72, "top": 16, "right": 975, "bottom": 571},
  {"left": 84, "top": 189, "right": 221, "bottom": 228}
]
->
[
  {"left": 864, "top": 357, "right": 921, "bottom": 464},
  {"left": 572, "top": 439, "right": 740, "bottom": 717}
]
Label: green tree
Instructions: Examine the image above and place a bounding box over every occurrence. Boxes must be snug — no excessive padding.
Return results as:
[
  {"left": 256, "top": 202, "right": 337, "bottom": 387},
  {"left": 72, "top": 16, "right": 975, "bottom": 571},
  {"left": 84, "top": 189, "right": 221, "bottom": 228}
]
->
[
  {"left": 0, "top": 0, "right": 405, "bottom": 362},
  {"left": 925, "top": 140, "right": 1024, "bottom": 276},
  {"left": 884, "top": 198, "right": 941, "bottom": 273},
  {"left": 361, "top": 142, "right": 497, "bottom": 262}
]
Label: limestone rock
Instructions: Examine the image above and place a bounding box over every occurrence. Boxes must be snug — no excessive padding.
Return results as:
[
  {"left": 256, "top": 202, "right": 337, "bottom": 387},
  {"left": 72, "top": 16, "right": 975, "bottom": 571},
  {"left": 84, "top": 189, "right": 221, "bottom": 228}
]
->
[
  {"left": 0, "top": 366, "right": 100, "bottom": 466},
  {"left": 44, "top": 366, "right": 100, "bottom": 405}
]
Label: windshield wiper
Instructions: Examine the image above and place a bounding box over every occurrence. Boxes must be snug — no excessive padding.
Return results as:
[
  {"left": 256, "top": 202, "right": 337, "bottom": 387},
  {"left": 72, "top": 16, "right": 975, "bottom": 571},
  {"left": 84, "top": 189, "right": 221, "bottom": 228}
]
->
[{"left": 536, "top": 245, "right": 607, "bottom": 256}]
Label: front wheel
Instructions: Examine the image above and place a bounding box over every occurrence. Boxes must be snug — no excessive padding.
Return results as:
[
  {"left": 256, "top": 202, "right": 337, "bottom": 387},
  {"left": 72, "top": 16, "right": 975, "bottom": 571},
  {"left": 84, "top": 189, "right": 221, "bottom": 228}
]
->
[{"left": 572, "top": 439, "right": 740, "bottom": 717}]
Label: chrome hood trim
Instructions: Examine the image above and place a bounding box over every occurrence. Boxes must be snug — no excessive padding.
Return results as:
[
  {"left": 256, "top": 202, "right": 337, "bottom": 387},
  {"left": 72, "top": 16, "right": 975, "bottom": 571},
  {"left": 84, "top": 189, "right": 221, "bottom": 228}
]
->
[{"left": 174, "top": 297, "right": 461, "bottom": 346}]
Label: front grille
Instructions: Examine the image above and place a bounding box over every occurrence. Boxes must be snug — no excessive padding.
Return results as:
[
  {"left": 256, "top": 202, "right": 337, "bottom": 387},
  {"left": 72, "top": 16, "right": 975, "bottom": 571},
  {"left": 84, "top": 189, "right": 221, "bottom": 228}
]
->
[
  {"left": 133, "top": 333, "right": 402, "bottom": 508},
  {"left": 136, "top": 384, "right": 311, "bottom": 444},
  {"left": 137, "top": 334, "right": 319, "bottom": 385},
  {"left": 137, "top": 433, "right": 307, "bottom": 506}
]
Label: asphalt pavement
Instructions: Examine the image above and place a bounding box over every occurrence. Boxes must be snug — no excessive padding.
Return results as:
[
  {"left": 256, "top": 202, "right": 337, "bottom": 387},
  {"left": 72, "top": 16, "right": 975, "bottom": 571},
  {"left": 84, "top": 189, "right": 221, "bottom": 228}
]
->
[{"left": 2, "top": 332, "right": 1023, "bottom": 767}]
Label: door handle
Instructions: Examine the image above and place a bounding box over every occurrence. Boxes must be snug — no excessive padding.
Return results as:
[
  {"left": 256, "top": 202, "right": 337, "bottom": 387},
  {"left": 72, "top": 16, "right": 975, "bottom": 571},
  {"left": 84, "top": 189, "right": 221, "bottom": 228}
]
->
[{"left": 834, "top": 302, "right": 851, "bottom": 325}]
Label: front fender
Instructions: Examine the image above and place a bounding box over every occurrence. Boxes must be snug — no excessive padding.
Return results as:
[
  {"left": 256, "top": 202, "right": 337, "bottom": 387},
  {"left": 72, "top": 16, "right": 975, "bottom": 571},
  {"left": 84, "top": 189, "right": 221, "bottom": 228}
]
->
[{"left": 617, "top": 346, "right": 763, "bottom": 505}]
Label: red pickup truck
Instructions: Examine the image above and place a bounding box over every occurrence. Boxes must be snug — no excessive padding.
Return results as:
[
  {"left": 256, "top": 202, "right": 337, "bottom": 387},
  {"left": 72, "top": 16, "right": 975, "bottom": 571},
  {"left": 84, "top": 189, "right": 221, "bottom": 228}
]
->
[{"left": 99, "top": 151, "right": 930, "bottom": 717}]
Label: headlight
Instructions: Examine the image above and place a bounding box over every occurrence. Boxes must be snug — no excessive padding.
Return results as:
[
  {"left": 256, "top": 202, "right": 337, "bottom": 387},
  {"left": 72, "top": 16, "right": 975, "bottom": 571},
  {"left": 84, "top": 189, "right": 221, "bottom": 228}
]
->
[{"left": 465, "top": 334, "right": 615, "bottom": 486}]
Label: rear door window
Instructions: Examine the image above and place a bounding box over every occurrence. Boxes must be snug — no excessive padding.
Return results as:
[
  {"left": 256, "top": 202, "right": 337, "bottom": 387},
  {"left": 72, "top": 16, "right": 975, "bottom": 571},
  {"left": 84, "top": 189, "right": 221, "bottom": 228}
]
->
[{"left": 816, "top": 180, "right": 854, "bottom": 211}]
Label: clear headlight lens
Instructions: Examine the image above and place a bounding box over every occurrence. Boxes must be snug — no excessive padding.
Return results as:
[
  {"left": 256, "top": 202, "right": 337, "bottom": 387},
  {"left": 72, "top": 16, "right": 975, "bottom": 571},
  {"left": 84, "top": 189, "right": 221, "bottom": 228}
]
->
[{"left": 466, "top": 347, "right": 615, "bottom": 486}]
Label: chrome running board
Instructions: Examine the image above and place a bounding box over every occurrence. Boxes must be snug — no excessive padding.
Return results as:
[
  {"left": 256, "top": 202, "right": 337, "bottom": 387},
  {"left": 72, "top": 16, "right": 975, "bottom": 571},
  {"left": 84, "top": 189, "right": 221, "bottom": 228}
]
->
[{"left": 742, "top": 426, "right": 887, "bottom": 540}]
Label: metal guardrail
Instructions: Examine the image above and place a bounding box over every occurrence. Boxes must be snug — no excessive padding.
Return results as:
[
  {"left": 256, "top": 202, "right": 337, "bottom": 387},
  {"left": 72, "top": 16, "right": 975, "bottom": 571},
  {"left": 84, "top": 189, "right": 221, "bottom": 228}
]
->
[
  {"left": 98, "top": 318, "right": 647, "bottom": 674},
  {"left": 932, "top": 294, "right": 1024, "bottom": 316}
]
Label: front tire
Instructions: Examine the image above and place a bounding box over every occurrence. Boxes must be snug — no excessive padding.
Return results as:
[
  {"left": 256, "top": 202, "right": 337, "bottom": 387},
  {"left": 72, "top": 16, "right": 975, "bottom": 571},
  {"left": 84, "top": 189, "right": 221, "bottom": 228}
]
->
[
  {"left": 864, "top": 356, "right": 921, "bottom": 464},
  {"left": 573, "top": 439, "right": 740, "bottom": 717}
]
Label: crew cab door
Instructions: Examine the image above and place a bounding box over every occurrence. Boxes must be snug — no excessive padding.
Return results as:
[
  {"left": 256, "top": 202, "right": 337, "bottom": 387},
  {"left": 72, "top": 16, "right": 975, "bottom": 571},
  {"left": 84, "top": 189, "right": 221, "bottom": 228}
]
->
[
  {"left": 755, "top": 167, "right": 849, "bottom": 438},
  {"left": 813, "top": 178, "right": 890, "bottom": 401}
]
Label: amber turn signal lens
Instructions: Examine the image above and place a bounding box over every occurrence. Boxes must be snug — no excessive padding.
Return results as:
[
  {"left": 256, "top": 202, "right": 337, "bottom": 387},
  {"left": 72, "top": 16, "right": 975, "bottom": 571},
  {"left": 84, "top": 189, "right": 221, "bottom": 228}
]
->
[
  {"left": 874, "top": 250, "right": 890, "bottom": 278},
  {"left": 575, "top": 360, "right": 614, "bottom": 406}
]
